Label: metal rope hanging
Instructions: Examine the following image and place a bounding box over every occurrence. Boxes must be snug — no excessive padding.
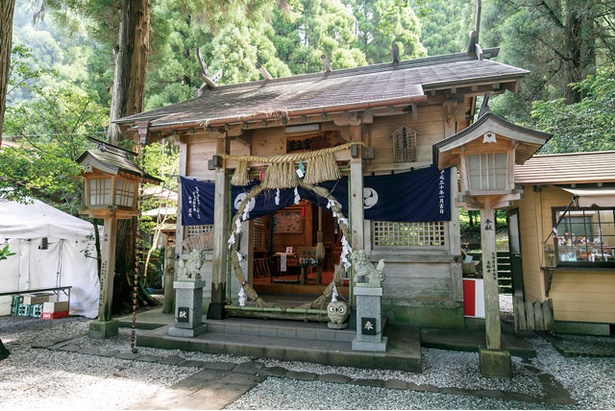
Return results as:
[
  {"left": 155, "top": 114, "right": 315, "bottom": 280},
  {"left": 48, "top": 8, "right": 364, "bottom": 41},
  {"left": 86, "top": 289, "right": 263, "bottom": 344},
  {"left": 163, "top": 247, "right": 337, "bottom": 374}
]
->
[{"left": 130, "top": 159, "right": 146, "bottom": 353}]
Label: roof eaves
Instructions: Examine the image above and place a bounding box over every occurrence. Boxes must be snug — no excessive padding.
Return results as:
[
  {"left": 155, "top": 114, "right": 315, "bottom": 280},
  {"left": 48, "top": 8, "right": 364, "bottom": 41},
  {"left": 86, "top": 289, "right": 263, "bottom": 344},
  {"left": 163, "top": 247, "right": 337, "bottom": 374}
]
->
[
  {"left": 148, "top": 92, "right": 428, "bottom": 131},
  {"left": 115, "top": 53, "right": 476, "bottom": 127}
]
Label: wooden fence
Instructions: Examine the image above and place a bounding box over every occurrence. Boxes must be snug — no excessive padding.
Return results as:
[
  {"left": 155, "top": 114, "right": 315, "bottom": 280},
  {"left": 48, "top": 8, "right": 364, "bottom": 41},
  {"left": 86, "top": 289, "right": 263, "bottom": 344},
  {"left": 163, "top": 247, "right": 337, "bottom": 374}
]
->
[
  {"left": 513, "top": 296, "right": 554, "bottom": 332},
  {"left": 466, "top": 251, "right": 554, "bottom": 332}
]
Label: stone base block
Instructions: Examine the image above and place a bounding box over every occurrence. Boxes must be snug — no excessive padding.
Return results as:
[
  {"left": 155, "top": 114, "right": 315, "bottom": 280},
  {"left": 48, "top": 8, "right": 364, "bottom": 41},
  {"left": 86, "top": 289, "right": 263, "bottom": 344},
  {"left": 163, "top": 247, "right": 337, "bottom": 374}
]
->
[
  {"left": 206, "top": 302, "right": 226, "bottom": 320},
  {"left": 89, "top": 320, "right": 119, "bottom": 339},
  {"left": 168, "top": 325, "right": 207, "bottom": 338},
  {"left": 352, "top": 336, "right": 388, "bottom": 352},
  {"left": 554, "top": 321, "right": 610, "bottom": 336},
  {"left": 479, "top": 347, "right": 512, "bottom": 379}
]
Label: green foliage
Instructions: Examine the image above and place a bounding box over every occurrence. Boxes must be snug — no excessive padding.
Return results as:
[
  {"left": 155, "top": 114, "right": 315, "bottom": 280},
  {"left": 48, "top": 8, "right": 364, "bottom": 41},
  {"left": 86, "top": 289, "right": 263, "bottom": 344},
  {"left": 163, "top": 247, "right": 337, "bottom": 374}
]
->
[
  {"left": 0, "top": 245, "right": 16, "bottom": 261},
  {"left": 459, "top": 208, "right": 509, "bottom": 247},
  {"left": 482, "top": 0, "right": 615, "bottom": 119},
  {"left": 6, "top": 44, "right": 56, "bottom": 103},
  {"left": 345, "top": 0, "right": 426, "bottom": 63},
  {"left": 141, "top": 140, "right": 180, "bottom": 191},
  {"left": 3, "top": 44, "right": 107, "bottom": 213},
  {"left": 531, "top": 72, "right": 615, "bottom": 153},
  {"left": 409, "top": 0, "right": 473, "bottom": 56}
]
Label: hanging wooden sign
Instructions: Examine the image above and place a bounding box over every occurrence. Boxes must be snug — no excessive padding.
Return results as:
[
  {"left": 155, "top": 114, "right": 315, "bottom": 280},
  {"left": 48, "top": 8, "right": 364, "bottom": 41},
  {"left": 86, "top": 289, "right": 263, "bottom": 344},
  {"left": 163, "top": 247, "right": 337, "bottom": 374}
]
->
[{"left": 286, "top": 130, "right": 344, "bottom": 153}]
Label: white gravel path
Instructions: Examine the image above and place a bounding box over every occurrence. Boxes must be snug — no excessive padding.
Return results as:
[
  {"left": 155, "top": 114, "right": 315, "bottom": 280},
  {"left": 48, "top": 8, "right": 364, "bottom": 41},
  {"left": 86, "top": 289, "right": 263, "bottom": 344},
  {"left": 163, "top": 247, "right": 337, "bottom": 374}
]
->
[{"left": 0, "top": 295, "right": 613, "bottom": 410}]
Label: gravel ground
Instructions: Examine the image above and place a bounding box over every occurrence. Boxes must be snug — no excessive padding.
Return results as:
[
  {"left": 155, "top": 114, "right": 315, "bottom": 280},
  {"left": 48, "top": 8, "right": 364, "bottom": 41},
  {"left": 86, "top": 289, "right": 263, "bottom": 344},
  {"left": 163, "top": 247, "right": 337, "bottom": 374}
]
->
[{"left": 1, "top": 295, "right": 614, "bottom": 410}]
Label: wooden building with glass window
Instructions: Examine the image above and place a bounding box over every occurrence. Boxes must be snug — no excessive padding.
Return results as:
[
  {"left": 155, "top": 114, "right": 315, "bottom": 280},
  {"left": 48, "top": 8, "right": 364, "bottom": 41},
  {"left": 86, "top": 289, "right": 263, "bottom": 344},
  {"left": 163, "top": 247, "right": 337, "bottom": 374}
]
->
[
  {"left": 512, "top": 151, "right": 615, "bottom": 335},
  {"left": 117, "top": 44, "right": 536, "bottom": 330}
]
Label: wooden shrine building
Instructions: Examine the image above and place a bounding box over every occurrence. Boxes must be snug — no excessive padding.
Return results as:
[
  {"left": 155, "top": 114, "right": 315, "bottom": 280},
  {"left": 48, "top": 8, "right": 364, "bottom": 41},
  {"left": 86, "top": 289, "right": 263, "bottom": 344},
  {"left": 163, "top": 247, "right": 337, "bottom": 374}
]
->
[{"left": 117, "top": 42, "right": 537, "bottom": 330}]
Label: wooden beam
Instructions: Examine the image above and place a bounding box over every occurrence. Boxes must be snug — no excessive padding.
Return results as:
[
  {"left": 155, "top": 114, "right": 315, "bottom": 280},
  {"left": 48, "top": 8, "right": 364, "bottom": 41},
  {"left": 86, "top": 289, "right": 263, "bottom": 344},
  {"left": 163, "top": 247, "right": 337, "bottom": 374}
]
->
[
  {"left": 226, "top": 124, "right": 243, "bottom": 137},
  {"left": 391, "top": 43, "right": 400, "bottom": 67},
  {"left": 333, "top": 112, "right": 361, "bottom": 127},
  {"left": 256, "top": 63, "right": 273, "bottom": 80},
  {"left": 233, "top": 135, "right": 250, "bottom": 146},
  {"left": 475, "top": 43, "right": 484, "bottom": 60},
  {"left": 321, "top": 54, "right": 332, "bottom": 73},
  {"left": 211, "top": 137, "right": 230, "bottom": 309}
]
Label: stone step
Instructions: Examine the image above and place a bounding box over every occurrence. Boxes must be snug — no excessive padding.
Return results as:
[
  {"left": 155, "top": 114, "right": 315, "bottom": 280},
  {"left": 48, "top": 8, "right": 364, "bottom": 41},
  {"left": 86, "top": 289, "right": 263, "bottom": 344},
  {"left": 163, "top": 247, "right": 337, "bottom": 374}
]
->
[
  {"left": 205, "top": 317, "right": 357, "bottom": 343},
  {"left": 135, "top": 315, "right": 418, "bottom": 372}
]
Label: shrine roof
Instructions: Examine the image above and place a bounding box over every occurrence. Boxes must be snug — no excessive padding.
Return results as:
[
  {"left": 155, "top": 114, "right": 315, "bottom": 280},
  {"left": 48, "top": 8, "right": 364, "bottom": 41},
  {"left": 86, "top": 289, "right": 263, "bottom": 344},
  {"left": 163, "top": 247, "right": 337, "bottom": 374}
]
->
[
  {"left": 515, "top": 151, "right": 615, "bottom": 185},
  {"left": 116, "top": 52, "right": 528, "bottom": 131}
]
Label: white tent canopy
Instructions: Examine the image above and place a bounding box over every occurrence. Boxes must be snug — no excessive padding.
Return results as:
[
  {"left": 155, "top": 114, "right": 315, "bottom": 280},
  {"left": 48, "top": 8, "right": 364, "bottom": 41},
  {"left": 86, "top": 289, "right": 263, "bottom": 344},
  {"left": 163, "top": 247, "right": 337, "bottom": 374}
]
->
[{"left": 0, "top": 198, "right": 99, "bottom": 318}]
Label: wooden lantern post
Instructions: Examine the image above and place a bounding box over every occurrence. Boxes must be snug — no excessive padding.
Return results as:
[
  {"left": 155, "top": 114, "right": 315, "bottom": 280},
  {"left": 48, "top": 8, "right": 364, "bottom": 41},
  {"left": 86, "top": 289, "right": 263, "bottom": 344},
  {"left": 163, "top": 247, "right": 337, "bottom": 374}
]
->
[
  {"left": 77, "top": 139, "right": 161, "bottom": 338},
  {"left": 434, "top": 105, "right": 551, "bottom": 377}
]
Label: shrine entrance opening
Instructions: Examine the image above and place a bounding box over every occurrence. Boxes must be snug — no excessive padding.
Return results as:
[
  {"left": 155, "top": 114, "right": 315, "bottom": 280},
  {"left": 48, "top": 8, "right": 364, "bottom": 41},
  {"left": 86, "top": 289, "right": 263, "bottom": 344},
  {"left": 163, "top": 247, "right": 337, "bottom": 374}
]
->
[{"left": 250, "top": 199, "right": 347, "bottom": 304}]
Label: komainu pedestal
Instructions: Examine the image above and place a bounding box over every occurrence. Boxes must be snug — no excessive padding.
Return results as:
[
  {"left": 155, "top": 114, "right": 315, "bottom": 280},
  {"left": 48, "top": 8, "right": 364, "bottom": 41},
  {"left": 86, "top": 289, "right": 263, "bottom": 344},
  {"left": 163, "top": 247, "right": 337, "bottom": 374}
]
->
[
  {"left": 350, "top": 250, "right": 387, "bottom": 352},
  {"left": 168, "top": 250, "right": 207, "bottom": 338}
]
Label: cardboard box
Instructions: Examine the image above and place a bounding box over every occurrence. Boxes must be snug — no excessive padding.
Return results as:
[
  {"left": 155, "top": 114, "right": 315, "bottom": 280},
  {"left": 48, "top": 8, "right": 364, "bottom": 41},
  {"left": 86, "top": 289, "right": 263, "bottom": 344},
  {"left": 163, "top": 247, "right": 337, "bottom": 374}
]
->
[
  {"left": 42, "top": 301, "right": 69, "bottom": 313},
  {"left": 22, "top": 293, "right": 52, "bottom": 305}
]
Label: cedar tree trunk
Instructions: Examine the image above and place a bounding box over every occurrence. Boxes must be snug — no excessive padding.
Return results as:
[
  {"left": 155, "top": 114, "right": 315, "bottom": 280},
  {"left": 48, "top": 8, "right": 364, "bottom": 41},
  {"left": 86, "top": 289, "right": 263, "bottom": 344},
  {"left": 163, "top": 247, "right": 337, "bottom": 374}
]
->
[
  {"left": 107, "top": 0, "right": 153, "bottom": 315},
  {"left": 0, "top": 0, "right": 16, "bottom": 145}
]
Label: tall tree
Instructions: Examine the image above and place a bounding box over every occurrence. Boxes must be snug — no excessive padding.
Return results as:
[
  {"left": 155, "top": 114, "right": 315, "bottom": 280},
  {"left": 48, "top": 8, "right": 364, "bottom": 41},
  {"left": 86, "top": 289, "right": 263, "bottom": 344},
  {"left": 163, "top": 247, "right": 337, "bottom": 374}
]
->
[
  {"left": 531, "top": 71, "right": 615, "bottom": 153},
  {"left": 0, "top": 0, "right": 16, "bottom": 146},
  {"left": 483, "top": 0, "right": 614, "bottom": 110},
  {"left": 413, "top": 0, "right": 474, "bottom": 56},
  {"left": 268, "top": 0, "right": 367, "bottom": 74},
  {"left": 345, "top": 0, "right": 427, "bottom": 63},
  {"left": 107, "top": 0, "right": 150, "bottom": 143}
]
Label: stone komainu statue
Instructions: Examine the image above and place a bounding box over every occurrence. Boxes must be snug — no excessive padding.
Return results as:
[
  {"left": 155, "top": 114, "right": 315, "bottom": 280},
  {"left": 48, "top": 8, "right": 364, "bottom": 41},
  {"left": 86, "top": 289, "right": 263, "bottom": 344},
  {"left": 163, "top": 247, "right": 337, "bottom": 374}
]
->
[
  {"left": 350, "top": 249, "right": 385, "bottom": 287},
  {"left": 177, "top": 249, "right": 204, "bottom": 281}
]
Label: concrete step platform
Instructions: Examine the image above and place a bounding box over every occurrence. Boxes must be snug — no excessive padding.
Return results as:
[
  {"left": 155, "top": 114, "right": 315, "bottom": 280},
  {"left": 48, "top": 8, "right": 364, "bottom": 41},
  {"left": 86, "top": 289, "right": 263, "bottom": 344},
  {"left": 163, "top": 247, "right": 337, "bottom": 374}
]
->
[{"left": 130, "top": 313, "right": 422, "bottom": 372}]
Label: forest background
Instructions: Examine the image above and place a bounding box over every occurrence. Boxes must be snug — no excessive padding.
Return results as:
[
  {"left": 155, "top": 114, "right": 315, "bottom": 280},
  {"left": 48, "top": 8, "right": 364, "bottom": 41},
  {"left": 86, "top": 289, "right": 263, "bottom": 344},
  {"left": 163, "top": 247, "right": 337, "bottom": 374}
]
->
[{"left": 0, "top": 0, "right": 614, "bottom": 309}]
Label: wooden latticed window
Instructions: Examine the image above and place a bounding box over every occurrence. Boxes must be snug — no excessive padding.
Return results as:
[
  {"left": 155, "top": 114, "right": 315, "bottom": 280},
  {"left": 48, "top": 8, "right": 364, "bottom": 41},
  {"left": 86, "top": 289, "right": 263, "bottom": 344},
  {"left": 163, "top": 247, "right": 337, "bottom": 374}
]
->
[
  {"left": 253, "top": 218, "right": 268, "bottom": 252},
  {"left": 187, "top": 225, "right": 214, "bottom": 236},
  {"left": 372, "top": 221, "right": 447, "bottom": 248},
  {"left": 183, "top": 225, "right": 214, "bottom": 252},
  {"left": 88, "top": 178, "right": 111, "bottom": 206},
  {"left": 115, "top": 179, "right": 136, "bottom": 208},
  {"left": 391, "top": 126, "right": 418, "bottom": 163}
]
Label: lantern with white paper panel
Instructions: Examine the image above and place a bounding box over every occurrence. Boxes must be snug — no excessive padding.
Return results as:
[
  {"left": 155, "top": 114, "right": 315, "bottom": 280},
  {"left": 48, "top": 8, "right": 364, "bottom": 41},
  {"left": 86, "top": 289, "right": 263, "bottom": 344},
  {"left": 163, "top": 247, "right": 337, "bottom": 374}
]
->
[
  {"left": 76, "top": 138, "right": 161, "bottom": 337},
  {"left": 433, "top": 101, "right": 551, "bottom": 378}
]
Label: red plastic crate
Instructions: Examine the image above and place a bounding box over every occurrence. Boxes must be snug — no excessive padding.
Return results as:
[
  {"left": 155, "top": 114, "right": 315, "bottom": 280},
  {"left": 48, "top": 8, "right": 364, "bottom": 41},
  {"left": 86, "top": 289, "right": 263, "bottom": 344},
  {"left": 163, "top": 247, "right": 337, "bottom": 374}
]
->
[{"left": 41, "top": 311, "right": 69, "bottom": 320}]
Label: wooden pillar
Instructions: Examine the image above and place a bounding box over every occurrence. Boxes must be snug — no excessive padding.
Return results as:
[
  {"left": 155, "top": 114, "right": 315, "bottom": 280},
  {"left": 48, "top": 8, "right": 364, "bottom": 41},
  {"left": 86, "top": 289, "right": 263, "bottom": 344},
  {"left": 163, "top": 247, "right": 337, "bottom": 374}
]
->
[
  {"left": 349, "top": 125, "right": 364, "bottom": 251},
  {"left": 98, "top": 215, "right": 118, "bottom": 321},
  {"left": 448, "top": 166, "right": 464, "bottom": 305},
  {"left": 166, "top": 137, "right": 187, "bottom": 314},
  {"left": 209, "top": 136, "right": 230, "bottom": 318},
  {"left": 480, "top": 201, "right": 501, "bottom": 350}
]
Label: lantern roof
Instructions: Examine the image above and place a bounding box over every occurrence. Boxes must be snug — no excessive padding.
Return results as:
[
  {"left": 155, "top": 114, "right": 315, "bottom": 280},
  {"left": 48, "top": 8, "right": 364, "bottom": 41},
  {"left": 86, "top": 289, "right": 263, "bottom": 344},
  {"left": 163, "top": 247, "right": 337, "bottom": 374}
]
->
[
  {"left": 433, "top": 103, "right": 552, "bottom": 170},
  {"left": 76, "top": 138, "right": 162, "bottom": 185}
]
